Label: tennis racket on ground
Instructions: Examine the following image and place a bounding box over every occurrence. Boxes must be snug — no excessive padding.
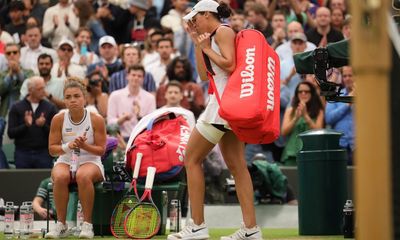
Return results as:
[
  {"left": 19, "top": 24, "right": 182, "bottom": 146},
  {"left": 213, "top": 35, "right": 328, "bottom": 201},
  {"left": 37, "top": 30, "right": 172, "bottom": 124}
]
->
[
  {"left": 110, "top": 152, "right": 143, "bottom": 238},
  {"left": 124, "top": 166, "right": 161, "bottom": 239}
]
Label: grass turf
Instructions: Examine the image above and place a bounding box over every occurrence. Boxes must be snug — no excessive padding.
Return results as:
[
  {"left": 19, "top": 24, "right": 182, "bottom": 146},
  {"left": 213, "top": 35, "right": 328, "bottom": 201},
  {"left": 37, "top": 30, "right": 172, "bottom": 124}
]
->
[{"left": 0, "top": 229, "right": 346, "bottom": 239}]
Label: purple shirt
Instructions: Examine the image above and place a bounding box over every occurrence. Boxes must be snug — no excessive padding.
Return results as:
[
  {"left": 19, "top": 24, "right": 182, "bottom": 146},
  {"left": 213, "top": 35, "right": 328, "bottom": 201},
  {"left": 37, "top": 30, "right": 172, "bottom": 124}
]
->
[{"left": 107, "top": 87, "right": 156, "bottom": 138}]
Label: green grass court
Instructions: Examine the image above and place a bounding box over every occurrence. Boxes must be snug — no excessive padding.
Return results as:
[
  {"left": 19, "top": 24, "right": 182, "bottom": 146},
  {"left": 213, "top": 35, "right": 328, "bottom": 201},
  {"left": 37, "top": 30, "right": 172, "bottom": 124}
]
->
[{"left": 0, "top": 229, "right": 348, "bottom": 239}]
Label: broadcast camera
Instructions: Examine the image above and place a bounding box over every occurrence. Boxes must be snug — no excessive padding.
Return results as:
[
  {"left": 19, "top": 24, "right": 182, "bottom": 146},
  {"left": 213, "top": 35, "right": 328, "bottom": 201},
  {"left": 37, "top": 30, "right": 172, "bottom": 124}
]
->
[
  {"left": 293, "top": 40, "right": 353, "bottom": 103},
  {"left": 313, "top": 48, "right": 353, "bottom": 103}
]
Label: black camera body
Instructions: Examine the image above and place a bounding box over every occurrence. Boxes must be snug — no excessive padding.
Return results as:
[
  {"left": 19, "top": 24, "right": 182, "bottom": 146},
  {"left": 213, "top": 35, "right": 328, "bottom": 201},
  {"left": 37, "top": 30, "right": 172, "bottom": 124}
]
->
[{"left": 313, "top": 47, "right": 353, "bottom": 103}]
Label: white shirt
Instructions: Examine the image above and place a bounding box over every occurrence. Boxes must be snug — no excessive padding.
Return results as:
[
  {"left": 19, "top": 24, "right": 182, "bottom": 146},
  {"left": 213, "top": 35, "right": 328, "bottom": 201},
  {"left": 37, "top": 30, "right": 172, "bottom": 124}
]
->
[
  {"left": 42, "top": 3, "right": 79, "bottom": 48},
  {"left": 20, "top": 76, "right": 65, "bottom": 100},
  {"left": 275, "top": 41, "right": 316, "bottom": 62},
  {"left": 160, "top": 9, "right": 184, "bottom": 32},
  {"left": 20, "top": 45, "right": 58, "bottom": 73},
  {"left": 51, "top": 62, "right": 86, "bottom": 81},
  {"left": 146, "top": 60, "right": 167, "bottom": 88}
]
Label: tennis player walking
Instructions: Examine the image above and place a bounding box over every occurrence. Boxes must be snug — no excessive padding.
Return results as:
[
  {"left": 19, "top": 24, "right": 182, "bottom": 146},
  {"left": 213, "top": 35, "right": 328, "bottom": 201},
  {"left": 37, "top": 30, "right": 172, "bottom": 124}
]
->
[{"left": 167, "top": 0, "right": 262, "bottom": 239}]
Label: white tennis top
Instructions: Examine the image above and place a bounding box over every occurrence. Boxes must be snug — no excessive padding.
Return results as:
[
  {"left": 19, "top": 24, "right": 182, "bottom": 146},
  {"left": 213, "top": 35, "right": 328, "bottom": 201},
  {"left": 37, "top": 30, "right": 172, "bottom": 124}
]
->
[{"left": 198, "top": 30, "right": 230, "bottom": 126}]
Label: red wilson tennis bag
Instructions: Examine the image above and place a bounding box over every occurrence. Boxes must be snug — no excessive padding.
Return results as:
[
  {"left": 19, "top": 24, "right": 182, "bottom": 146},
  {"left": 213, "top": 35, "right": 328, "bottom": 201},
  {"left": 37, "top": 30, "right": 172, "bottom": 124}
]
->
[
  {"left": 126, "top": 112, "right": 190, "bottom": 181},
  {"left": 207, "top": 29, "right": 280, "bottom": 144}
]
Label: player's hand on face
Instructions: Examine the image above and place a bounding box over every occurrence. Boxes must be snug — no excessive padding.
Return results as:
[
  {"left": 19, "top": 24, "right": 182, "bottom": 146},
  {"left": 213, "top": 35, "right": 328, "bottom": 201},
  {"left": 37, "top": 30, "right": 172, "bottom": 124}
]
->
[{"left": 197, "top": 32, "right": 211, "bottom": 50}]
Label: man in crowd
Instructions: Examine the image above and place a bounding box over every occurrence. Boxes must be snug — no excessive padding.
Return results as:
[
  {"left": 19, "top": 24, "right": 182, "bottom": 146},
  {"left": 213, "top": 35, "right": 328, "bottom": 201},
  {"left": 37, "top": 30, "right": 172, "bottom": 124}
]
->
[
  {"left": 146, "top": 38, "right": 174, "bottom": 88},
  {"left": 156, "top": 57, "right": 204, "bottom": 118},
  {"left": 7, "top": 76, "right": 58, "bottom": 168},
  {"left": 51, "top": 38, "right": 85, "bottom": 81},
  {"left": 20, "top": 26, "right": 58, "bottom": 73},
  {"left": 0, "top": 43, "right": 34, "bottom": 117},
  {"left": 306, "top": 7, "right": 344, "bottom": 47},
  {"left": 42, "top": 0, "right": 79, "bottom": 48},
  {"left": 21, "top": 53, "right": 65, "bottom": 109},
  {"left": 107, "top": 64, "right": 156, "bottom": 141},
  {"left": 325, "top": 66, "right": 355, "bottom": 165}
]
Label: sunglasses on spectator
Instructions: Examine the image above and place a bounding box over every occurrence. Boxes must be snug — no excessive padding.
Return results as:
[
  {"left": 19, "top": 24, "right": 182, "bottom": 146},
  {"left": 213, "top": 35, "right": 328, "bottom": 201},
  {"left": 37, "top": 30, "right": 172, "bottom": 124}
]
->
[
  {"left": 298, "top": 90, "right": 311, "bottom": 94},
  {"left": 60, "top": 47, "right": 73, "bottom": 52},
  {"left": 6, "top": 51, "right": 18, "bottom": 56}
]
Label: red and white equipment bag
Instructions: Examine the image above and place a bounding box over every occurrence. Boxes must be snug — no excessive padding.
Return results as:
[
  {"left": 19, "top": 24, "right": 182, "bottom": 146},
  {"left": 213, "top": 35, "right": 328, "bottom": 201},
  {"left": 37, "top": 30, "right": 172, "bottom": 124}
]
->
[
  {"left": 125, "top": 112, "right": 190, "bottom": 180},
  {"left": 209, "top": 29, "right": 281, "bottom": 144}
]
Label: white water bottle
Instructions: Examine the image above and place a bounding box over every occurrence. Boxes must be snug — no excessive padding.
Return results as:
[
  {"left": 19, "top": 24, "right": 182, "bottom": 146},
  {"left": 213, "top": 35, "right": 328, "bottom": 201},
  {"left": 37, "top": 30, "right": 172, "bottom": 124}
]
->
[
  {"left": 70, "top": 148, "right": 80, "bottom": 179},
  {"left": 76, "top": 201, "right": 84, "bottom": 235},
  {"left": 19, "top": 201, "right": 33, "bottom": 239},
  {"left": 4, "top": 202, "right": 15, "bottom": 239}
]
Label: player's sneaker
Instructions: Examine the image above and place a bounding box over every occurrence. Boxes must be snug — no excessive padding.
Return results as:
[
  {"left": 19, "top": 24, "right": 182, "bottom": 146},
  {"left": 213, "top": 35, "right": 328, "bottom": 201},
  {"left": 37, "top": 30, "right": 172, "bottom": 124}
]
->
[
  {"left": 79, "top": 222, "right": 94, "bottom": 239},
  {"left": 45, "top": 222, "right": 69, "bottom": 238},
  {"left": 220, "top": 224, "right": 262, "bottom": 240},
  {"left": 167, "top": 219, "right": 210, "bottom": 240}
]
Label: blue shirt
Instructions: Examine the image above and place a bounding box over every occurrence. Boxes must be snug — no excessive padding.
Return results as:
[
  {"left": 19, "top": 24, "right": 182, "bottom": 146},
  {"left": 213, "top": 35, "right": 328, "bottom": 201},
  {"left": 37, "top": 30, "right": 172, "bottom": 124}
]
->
[
  {"left": 325, "top": 89, "right": 354, "bottom": 150},
  {"left": 108, "top": 69, "right": 156, "bottom": 94}
]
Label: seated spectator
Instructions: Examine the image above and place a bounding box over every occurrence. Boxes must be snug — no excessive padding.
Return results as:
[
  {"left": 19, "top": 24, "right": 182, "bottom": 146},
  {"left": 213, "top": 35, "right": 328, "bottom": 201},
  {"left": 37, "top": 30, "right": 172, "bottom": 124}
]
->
[
  {"left": 46, "top": 77, "right": 106, "bottom": 239},
  {"left": 156, "top": 57, "right": 205, "bottom": 118},
  {"left": 305, "top": 7, "right": 344, "bottom": 47},
  {"left": 42, "top": 0, "right": 79, "bottom": 48},
  {"left": 342, "top": 15, "right": 351, "bottom": 40},
  {"left": 0, "top": 43, "right": 34, "bottom": 118},
  {"left": 71, "top": 27, "right": 100, "bottom": 68},
  {"left": 20, "top": 53, "right": 65, "bottom": 109},
  {"left": 325, "top": 66, "right": 355, "bottom": 165},
  {"left": 73, "top": 0, "right": 106, "bottom": 53},
  {"left": 124, "top": 0, "right": 161, "bottom": 44},
  {"left": 86, "top": 70, "right": 108, "bottom": 118},
  {"left": 281, "top": 82, "right": 324, "bottom": 165},
  {"left": 93, "top": 0, "right": 131, "bottom": 44},
  {"left": 142, "top": 28, "right": 163, "bottom": 67},
  {"left": 51, "top": 38, "right": 86, "bottom": 81},
  {"left": 8, "top": 76, "right": 58, "bottom": 168},
  {"left": 331, "top": 8, "right": 345, "bottom": 32},
  {"left": 229, "top": 9, "right": 249, "bottom": 33},
  {"left": 280, "top": 32, "right": 308, "bottom": 97},
  {"left": 275, "top": 21, "right": 316, "bottom": 62},
  {"left": 5, "top": 1, "right": 26, "bottom": 45},
  {"left": 267, "top": 0, "right": 307, "bottom": 25},
  {"left": 20, "top": 25, "right": 58, "bottom": 73},
  {"left": 109, "top": 44, "right": 156, "bottom": 94},
  {"left": 267, "top": 11, "right": 287, "bottom": 49},
  {"left": 107, "top": 64, "right": 156, "bottom": 141},
  {"left": 246, "top": 3, "right": 273, "bottom": 39},
  {"left": 87, "top": 35, "right": 123, "bottom": 92},
  {"left": 146, "top": 38, "right": 174, "bottom": 88},
  {"left": 161, "top": 80, "right": 195, "bottom": 127}
]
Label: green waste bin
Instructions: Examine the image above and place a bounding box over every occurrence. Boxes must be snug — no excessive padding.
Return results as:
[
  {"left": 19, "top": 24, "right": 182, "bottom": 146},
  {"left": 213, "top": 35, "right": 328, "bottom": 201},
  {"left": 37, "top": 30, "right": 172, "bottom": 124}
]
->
[{"left": 297, "top": 129, "right": 347, "bottom": 235}]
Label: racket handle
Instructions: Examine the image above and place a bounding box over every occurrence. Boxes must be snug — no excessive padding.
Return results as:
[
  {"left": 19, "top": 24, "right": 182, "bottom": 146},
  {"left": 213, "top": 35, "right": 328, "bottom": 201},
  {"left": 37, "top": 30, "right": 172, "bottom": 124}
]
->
[
  {"left": 133, "top": 152, "right": 143, "bottom": 179},
  {"left": 145, "top": 167, "right": 156, "bottom": 189}
]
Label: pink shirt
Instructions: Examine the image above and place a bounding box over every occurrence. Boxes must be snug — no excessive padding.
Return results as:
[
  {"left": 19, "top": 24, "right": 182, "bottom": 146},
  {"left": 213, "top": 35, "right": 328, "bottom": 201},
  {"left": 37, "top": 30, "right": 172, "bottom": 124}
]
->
[{"left": 107, "top": 87, "right": 156, "bottom": 138}]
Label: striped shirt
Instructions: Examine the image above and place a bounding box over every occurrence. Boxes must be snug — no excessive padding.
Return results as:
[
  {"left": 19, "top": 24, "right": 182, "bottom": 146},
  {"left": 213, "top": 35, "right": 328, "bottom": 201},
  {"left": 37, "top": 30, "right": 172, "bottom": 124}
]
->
[{"left": 109, "top": 69, "right": 156, "bottom": 94}]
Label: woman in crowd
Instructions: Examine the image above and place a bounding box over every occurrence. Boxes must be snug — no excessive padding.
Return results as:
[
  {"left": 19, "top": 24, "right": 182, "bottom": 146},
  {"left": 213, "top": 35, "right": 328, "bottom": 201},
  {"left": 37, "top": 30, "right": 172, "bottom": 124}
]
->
[
  {"left": 281, "top": 81, "right": 324, "bottom": 165},
  {"left": 46, "top": 77, "right": 106, "bottom": 239}
]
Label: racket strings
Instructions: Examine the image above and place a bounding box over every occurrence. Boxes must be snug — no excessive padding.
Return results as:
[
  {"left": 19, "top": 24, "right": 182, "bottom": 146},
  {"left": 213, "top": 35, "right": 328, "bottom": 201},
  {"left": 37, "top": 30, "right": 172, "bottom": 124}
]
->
[
  {"left": 125, "top": 204, "right": 160, "bottom": 238},
  {"left": 111, "top": 197, "right": 138, "bottom": 237}
]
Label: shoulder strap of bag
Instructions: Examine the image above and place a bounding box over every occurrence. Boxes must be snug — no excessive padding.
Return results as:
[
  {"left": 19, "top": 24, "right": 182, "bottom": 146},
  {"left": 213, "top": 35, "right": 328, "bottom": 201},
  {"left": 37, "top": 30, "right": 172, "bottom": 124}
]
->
[{"left": 202, "top": 24, "right": 232, "bottom": 105}]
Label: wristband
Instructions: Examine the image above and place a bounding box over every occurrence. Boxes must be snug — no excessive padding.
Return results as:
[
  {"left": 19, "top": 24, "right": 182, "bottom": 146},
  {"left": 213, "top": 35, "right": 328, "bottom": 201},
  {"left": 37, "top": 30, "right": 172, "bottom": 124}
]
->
[{"left": 62, "top": 142, "right": 72, "bottom": 153}]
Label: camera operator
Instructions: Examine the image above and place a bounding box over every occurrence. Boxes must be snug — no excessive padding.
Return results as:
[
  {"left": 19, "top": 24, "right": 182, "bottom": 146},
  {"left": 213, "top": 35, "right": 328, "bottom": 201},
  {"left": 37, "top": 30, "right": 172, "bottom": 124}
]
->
[{"left": 86, "top": 70, "right": 108, "bottom": 118}]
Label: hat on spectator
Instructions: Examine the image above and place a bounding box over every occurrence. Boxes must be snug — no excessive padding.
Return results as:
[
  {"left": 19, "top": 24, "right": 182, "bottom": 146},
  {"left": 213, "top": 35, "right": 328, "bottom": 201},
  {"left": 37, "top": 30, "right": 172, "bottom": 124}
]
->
[
  {"left": 9, "top": 1, "right": 25, "bottom": 11},
  {"left": 290, "top": 32, "right": 307, "bottom": 42},
  {"left": 99, "top": 35, "right": 117, "bottom": 47},
  {"left": 128, "top": 0, "right": 149, "bottom": 10},
  {"left": 57, "top": 38, "right": 75, "bottom": 49},
  {"left": 183, "top": 0, "right": 219, "bottom": 22}
]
